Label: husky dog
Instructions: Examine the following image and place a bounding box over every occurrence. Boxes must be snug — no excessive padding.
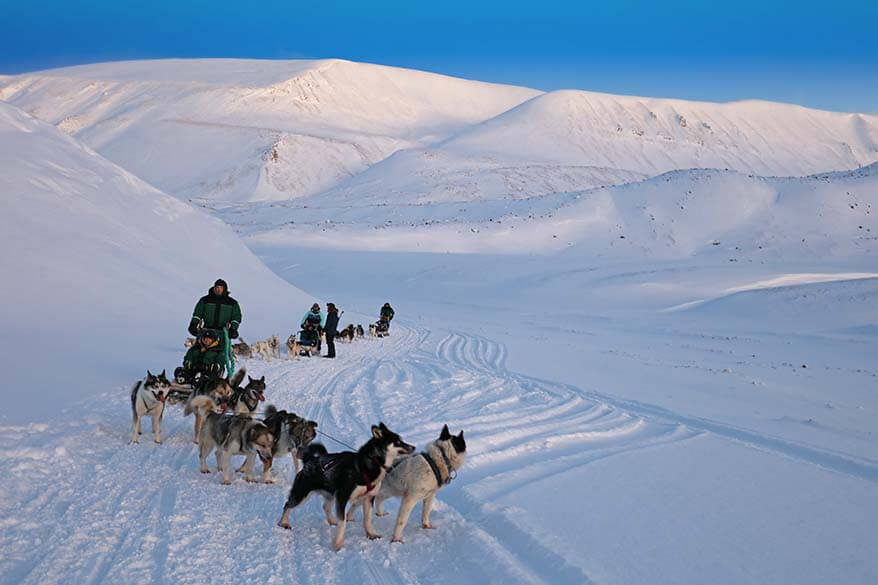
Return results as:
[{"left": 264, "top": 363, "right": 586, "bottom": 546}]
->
[
  {"left": 338, "top": 324, "right": 356, "bottom": 343},
  {"left": 230, "top": 374, "right": 266, "bottom": 416},
  {"left": 129, "top": 371, "right": 171, "bottom": 444},
  {"left": 373, "top": 425, "right": 466, "bottom": 542},
  {"left": 232, "top": 339, "right": 252, "bottom": 359},
  {"left": 188, "top": 395, "right": 275, "bottom": 484},
  {"left": 183, "top": 369, "right": 245, "bottom": 443},
  {"left": 356, "top": 324, "right": 365, "bottom": 338},
  {"left": 277, "top": 423, "right": 415, "bottom": 550},
  {"left": 248, "top": 404, "right": 318, "bottom": 481},
  {"left": 184, "top": 337, "right": 197, "bottom": 348},
  {"left": 287, "top": 334, "right": 318, "bottom": 357},
  {"left": 368, "top": 323, "right": 377, "bottom": 337}
]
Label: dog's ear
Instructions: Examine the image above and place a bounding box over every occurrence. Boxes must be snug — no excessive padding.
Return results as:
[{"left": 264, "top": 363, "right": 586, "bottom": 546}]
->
[
  {"left": 260, "top": 376, "right": 265, "bottom": 383},
  {"left": 440, "top": 424, "right": 451, "bottom": 440},
  {"left": 457, "top": 430, "right": 464, "bottom": 440},
  {"left": 160, "top": 369, "right": 166, "bottom": 378},
  {"left": 310, "top": 421, "right": 318, "bottom": 429},
  {"left": 248, "top": 375, "right": 253, "bottom": 382},
  {"left": 146, "top": 370, "right": 154, "bottom": 379},
  {"left": 371, "top": 425, "right": 383, "bottom": 439}
]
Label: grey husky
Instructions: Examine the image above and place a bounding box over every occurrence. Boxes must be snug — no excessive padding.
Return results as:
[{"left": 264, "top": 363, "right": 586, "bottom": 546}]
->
[
  {"left": 187, "top": 395, "right": 275, "bottom": 484},
  {"left": 372, "top": 424, "right": 466, "bottom": 542},
  {"left": 183, "top": 368, "right": 245, "bottom": 443},
  {"left": 241, "top": 404, "right": 318, "bottom": 482},
  {"left": 129, "top": 371, "right": 171, "bottom": 444},
  {"left": 277, "top": 423, "right": 415, "bottom": 550}
]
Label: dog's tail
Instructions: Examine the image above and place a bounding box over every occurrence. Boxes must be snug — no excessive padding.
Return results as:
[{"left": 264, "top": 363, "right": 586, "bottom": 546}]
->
[
  {"left": 229, "top": 367, "right": 246, "bottom": 389},
  {"left": 300, "top": 443, "right": 328, "bottom": 465},
  {"left": 264, "top": 404, "right": 278, "bottom": 419},
  {"left": 184, "top": 395, "right": 216, "bottom": 417},
  {"left": 130, "top": 381, "right": 142, "bottom": 419}
]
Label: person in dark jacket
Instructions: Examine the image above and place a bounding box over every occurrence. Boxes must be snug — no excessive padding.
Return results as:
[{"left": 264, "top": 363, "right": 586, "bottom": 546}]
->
[
  {"left": 300, "top": 303, "right": 325, "bottom": 350},
  {"left": 379, "top": 302, "right": 395, "bottom": 330},
  {"left": 188, "top": 279, "right": 242, "bottom": 339},
  {"left": 323, "top": 303, "right": 340, "bottom": 358}
]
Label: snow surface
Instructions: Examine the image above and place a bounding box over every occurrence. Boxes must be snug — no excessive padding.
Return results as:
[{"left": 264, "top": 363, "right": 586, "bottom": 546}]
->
[{"left": 2, "top": 58, "right": 878, "bottom": 585}]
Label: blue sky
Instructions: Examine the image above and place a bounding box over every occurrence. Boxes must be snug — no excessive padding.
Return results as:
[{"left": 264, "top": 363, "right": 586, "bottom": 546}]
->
[{"left": 3, "top": 0, "right": 876, "bottom": 112}]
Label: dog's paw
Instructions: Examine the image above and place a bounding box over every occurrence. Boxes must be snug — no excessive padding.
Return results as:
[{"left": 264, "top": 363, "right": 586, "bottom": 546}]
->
[
  {"left": 200, "top": 467, "right": 210, "bottom": 474},
  {"left": 421, "top": 523, "right": 435, "bottom": 530},
  {"left": 327, "top": 519, "right": 338, "bottom": 526},
  {"left": 245, "top": 476, "right": 257, "bottom": 483},
  {"left": 366, "top": 532, "right": 382, "bottom": 540},
  {"left": 277, "top": 520, "right": 291, "bottom": 530},
  {"left": 375, "top": 510, "right": 389, "bottom": 517},
  {"left": 154, "top": 438, "right": 162, "bottom": 444},
  {"left": 221, "top": 479, "right": 232, "bottom": 485},
  {"left": 333, "top": 540, "right": 344, "bottom": 551},
  {"left": 391, "top": 537, "right": 404, "bottom": 544},
  {"left": 263, "top": 476, "right": 276, "bottom": 484}
]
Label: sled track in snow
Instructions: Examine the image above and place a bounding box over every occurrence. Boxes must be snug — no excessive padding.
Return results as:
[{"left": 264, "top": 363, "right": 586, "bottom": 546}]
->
[{"left": 1, "top": 324, "right": 700, "bottom": 585}]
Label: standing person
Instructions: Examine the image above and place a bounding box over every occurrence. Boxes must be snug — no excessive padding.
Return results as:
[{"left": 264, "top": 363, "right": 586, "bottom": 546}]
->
[
  {"left": 188, "top": 279, "right": 242, "bottom": 340},
  {"left": 323, "top": 303, "right": 340, "bottom": 358},
  {"left": 380, "top": 302, "right": 395, "bottom": 330},
  {"left": 300, "top": 303, "right": 325, "bottom": 351}
]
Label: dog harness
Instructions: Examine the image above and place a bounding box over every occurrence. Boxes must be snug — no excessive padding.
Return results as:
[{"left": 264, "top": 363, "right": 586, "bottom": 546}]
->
[{"left": 423, "top": 444, "right": 457, "bottom": 487}]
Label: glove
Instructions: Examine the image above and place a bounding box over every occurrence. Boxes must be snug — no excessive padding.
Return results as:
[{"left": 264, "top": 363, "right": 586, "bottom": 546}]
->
[
  {"left": 229, "top": 326, "right": 239, "bottom": 339},
  {"left": 188, "top": 322, "right": 200, "bottom": 337}
]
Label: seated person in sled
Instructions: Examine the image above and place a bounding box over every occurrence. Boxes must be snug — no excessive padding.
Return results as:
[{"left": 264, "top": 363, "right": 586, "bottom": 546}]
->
[
  {"left": 298, "top": 303, "right": 325, "bottom": 350},
  {"left": 176, "top": 329, "right": 225, "bottom": 384}
]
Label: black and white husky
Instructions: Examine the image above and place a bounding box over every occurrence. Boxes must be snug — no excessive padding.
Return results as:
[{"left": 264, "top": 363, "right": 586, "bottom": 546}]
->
[
  {"left": 277, "top": 423, "right": 415, "bottom": 550},
  {"left": 187, "top": 395, "right": 275, "bottom": 484},
  {"left": 129, "top": 371, "right": 171, "bottom": 444},
  {"left": 373, "top": 424, "right": 466, "bottom": 542}
]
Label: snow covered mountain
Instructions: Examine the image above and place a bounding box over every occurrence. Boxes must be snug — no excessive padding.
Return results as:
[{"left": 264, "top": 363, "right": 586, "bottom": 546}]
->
[
  {"left": 0, "top": 59, "right": 540, "bottom": 203},
  {"left": 2, "top": 59, "right": 877, "bottom": 207},
  {"left": 0, "top": 101, "right": 312, "bottom": 419}
]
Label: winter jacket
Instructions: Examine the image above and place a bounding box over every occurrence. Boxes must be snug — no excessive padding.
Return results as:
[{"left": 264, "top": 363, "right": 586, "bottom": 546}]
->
[
  {"left": 300, "top": 310, "right": 326, "bottom": 330},
  {"left": 380, "top": 305, "right": 395, "bottom": 321},
  {"left": 324, "top": 311, "right": 339, "bottom": 336},
  {"left": 189, "top": 288, "right": 242, "bottom": 338}
]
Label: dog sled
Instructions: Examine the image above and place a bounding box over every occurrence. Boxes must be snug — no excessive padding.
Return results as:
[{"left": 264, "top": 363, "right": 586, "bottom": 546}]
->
[{"left": 374, "top": 318, "right": 390, "bottom": 338}]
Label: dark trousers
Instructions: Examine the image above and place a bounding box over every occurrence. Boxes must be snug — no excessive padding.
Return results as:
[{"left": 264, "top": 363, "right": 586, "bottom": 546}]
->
[{"left": 325, "top": 334, "right": 336, "bottom": 358}]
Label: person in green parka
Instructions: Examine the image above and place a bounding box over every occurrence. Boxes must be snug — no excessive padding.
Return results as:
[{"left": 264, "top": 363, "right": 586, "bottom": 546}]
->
[
  {"left": 182, "top": 328, "right": 226, "bottom": 378},
  {"left": 188, "top": 279, "right": 242, "bottom": 338},
  {"left": 180, "top": 279, "right": 242, "bottom": 380}
]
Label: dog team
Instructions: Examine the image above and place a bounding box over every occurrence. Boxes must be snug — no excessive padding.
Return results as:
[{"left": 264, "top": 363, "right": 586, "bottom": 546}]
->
[{"left": 130, "top": 280, "right": 464, "bottom": 550}]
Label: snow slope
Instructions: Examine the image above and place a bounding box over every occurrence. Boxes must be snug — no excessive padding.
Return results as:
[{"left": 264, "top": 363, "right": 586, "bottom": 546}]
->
[
  {"left": 0, "top": 59, "right": 540, "bottom": 202},
  {"left": 0, "top": 102, "right": 313, "bottom": 420},
  {"left": 300, "top": 90, "right": 878, "bottom": 206},
  {"left": 219, "top": 164, "right": 878, "bottom": 262},
  {"left": 442, "top": 90, "right": 878, "bottom": 176}
]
